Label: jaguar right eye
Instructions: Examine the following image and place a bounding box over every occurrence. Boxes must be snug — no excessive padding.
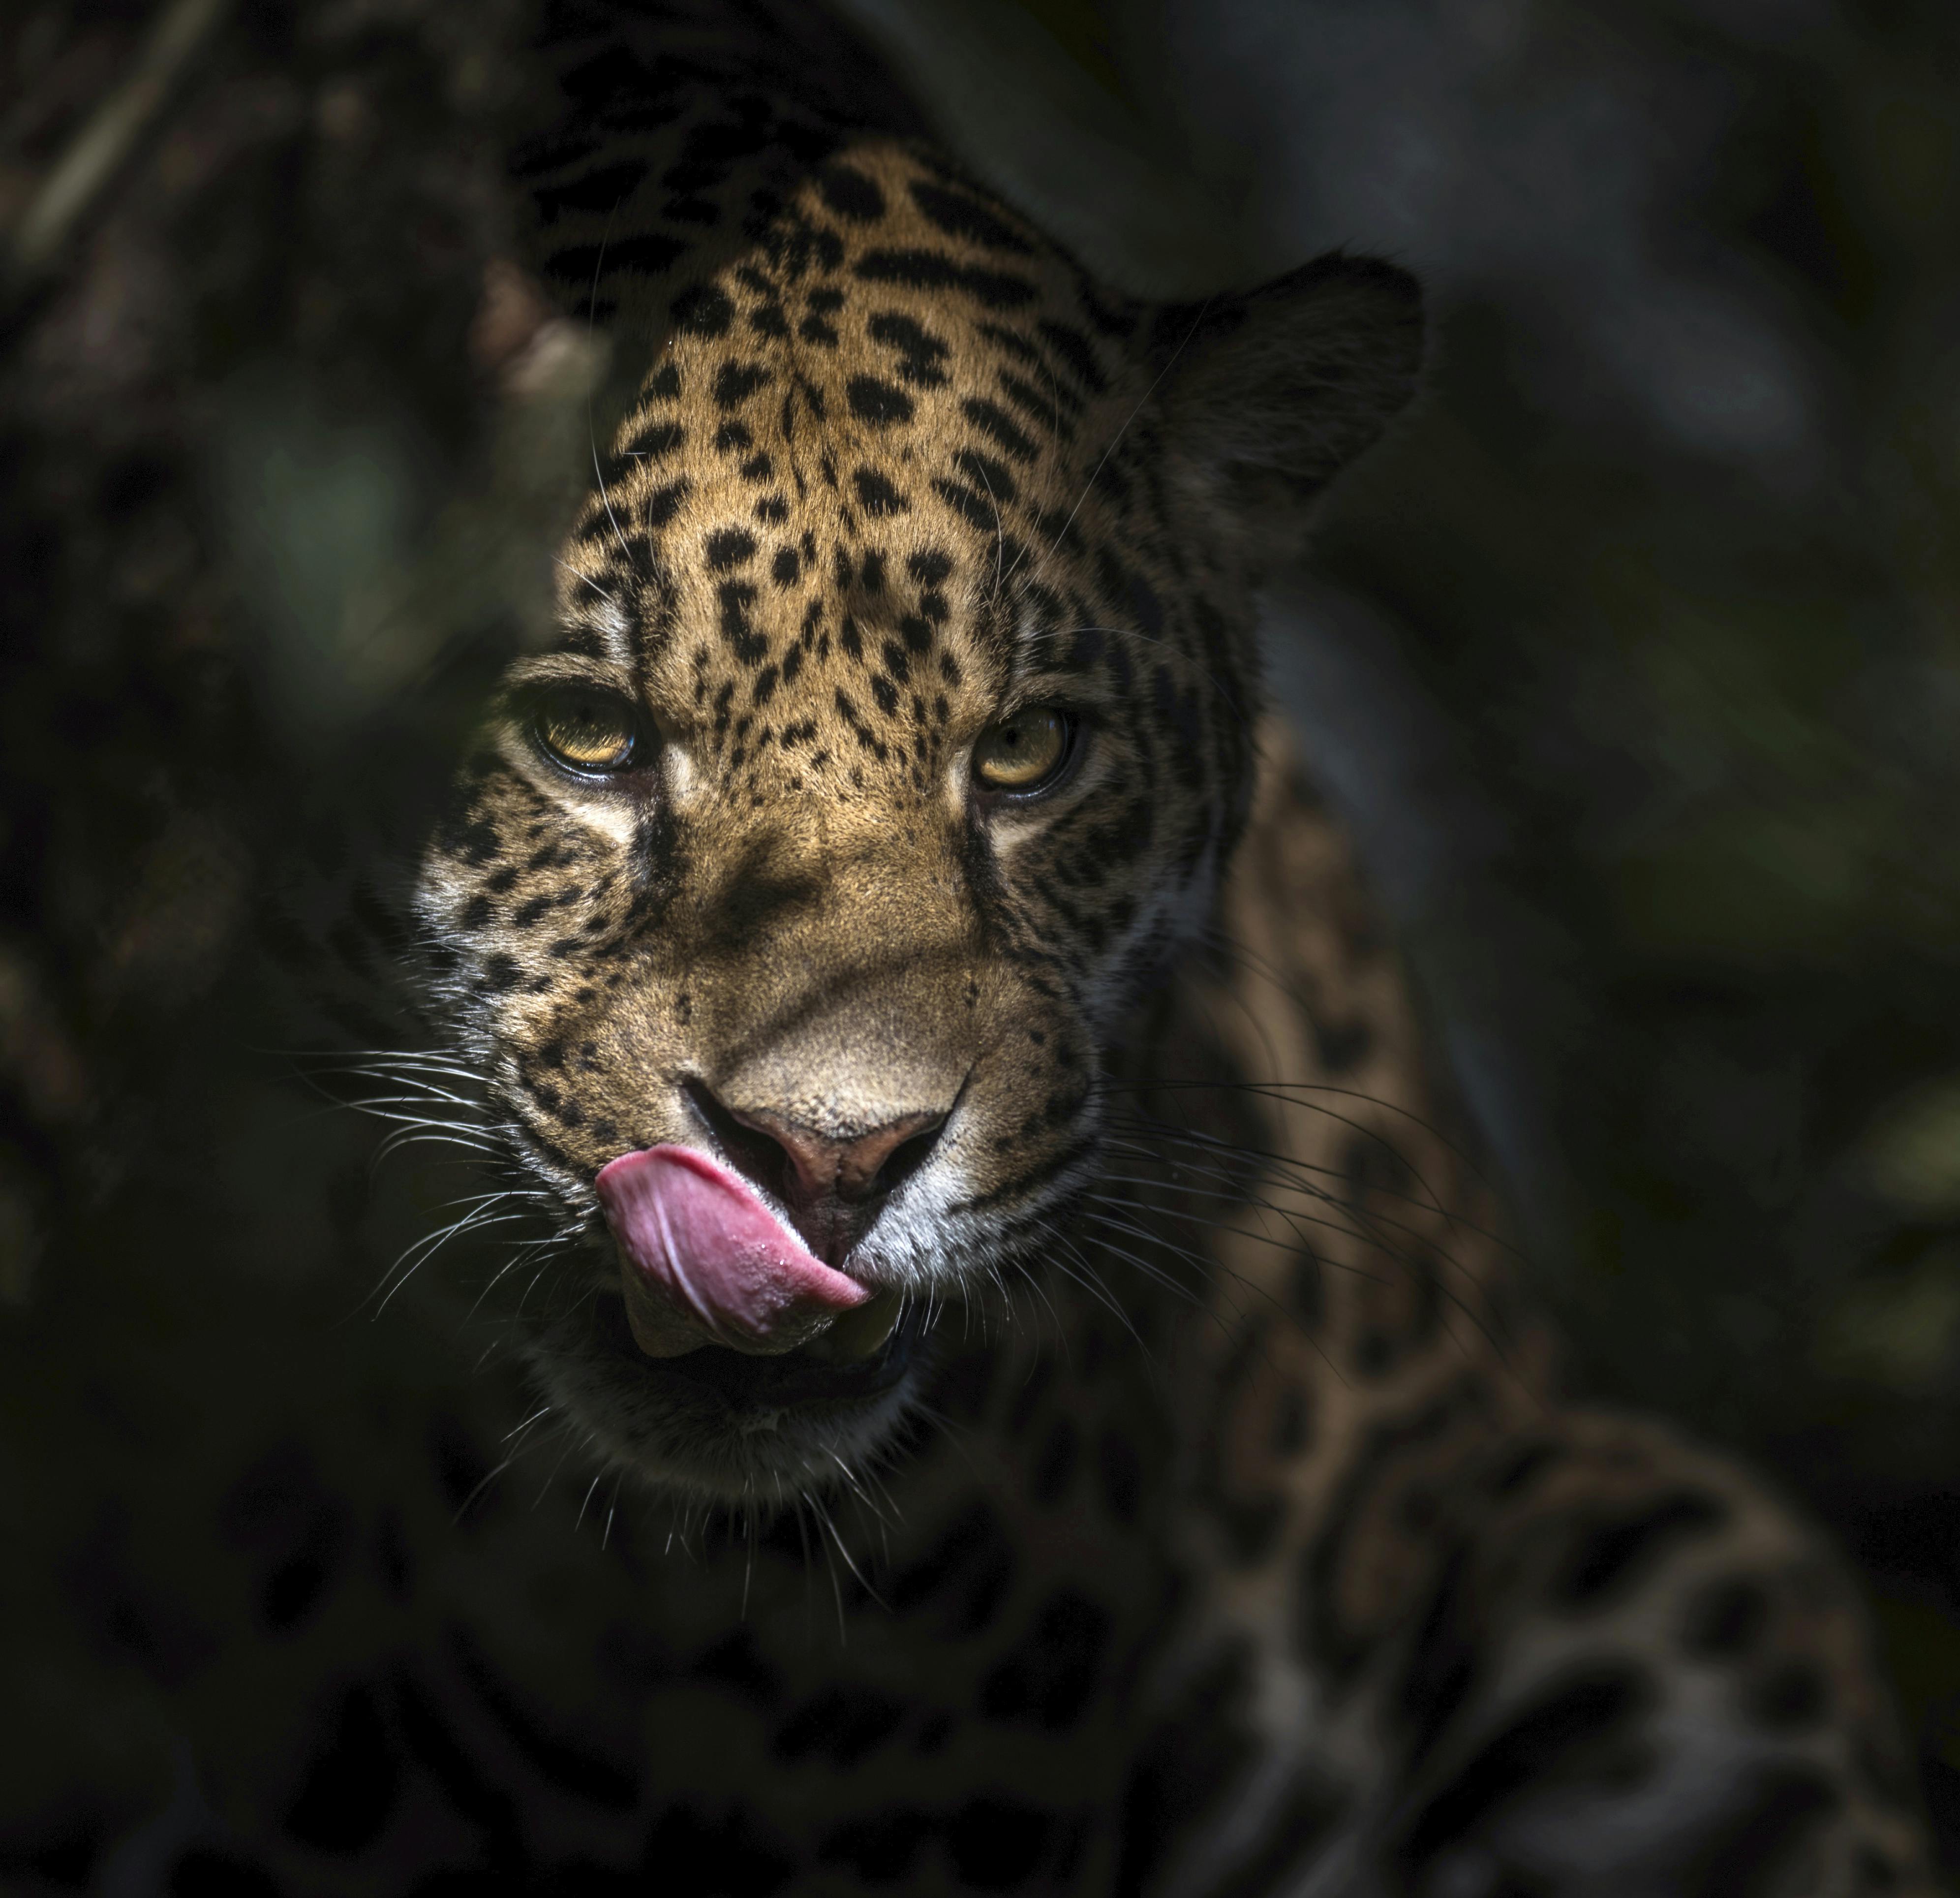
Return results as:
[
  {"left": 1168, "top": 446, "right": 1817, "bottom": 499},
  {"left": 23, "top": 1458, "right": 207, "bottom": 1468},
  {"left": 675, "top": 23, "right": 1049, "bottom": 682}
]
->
[{"left": 972, "top": 706, "right": 1076, "bottom": 797}]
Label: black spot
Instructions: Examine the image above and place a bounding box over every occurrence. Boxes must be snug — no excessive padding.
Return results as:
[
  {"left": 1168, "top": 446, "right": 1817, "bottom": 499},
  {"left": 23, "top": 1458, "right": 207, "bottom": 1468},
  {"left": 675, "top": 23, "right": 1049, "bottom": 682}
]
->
[
  {"left": 719, "top": 581, "right": 768, "bottom": 665},
  {"left": 446, "top": 815, "right": 501, "bottom": 867},
  {"left": 451, "top": 1627, "right": 638, "bottom": 1809},
  {"left": 1685, "top": 1769, "right": 1838, "bottom": 1898},
  {"left": 1490, "top": 1438, "right": 1563, "bottom": 1497},
  {"left": 642, "top": 479, "right": 691, "bottom": 527},
  {"left": 706, "top": 527, "right": 758, "bottom": 571},
  {"left": 818, "top": 163, "right": 885, "bottom": 220},
  {"left": 1353, "top": 1331, "right": 1394, "bottom": 1379},
  {"left": 1272, "top": 1387, "right": 1310, "bottom": 1458},
  {"left": 622, "top": 420, "right": 685, "bottom": 463},
  {"left": 1037, "top": 317, "right": 1108, "bottom": 392},
  {"left": 909, "top": 179, "right": 1035, "bottom": 253},
  {"left": 1399, "top": 1669, "right": 1648, "bottom": 1872},
  {"left": 1300, "top": 1389, "right": 1481, "bottom": 1681},
  {"left": 866, "top": 310, "right": 951, "bottom": 387},
  {"left": 642, "top": 1803, "right": 793, "bottom": 1895},
  {"left": 944, "top": 1800, "right": 1055, "bottom": 1889},
  {"left": 1555, "top": 1493, "right": 1727, "bottom": 1609},
  {"left": 671, "top": 285, "right": 735, "bottom": 337},
  {"left": 891, "top": 1504, "right": 1016, "bottom": 1634},
  {"left": 1217, "top": 1495, "right": 1286, "bottom": 1566},
  {"left": 1857, "top": 1846, "right": 1903, "bottom": 1891},
  {"left": 1682, "top": 1575, "right": 1772, "bottom": 1659},
  {"left": 908, "top": 550, "right": 954, "bottom": 587},
  {"left": 856, "top": 249, "right": 1037, "bottom": 309},
  {"left": 218, "top": 1445, "right": 350, "bottom": 1634},
  {"left": 847, "top": 375, "right": 915, "bottom": 426},
  {"left": 1098, "top": 1430, "right": 1141, "bottom": 1524},
  {"left": 1396, "top": 1550, "right": 1480, "bottom": 1773},
  {"left": 62, "top": 1508, "right": 215, "bottom": 1689},
  {"left": 375, "top": 1512, "right": 411, "bottom": 1597},
  {"left": 954, "top": 447, "right": 1016, "bottom": 503},
  {"left": 771, "top": 546, "right": 800, "bottom": 587},
  {"left": 1746, "top": 1660, "right": 1828, "bottom": 1730},
  {"left": 165, "top": 1850, "right": 280, "bottom": 1898},
  {"left": 997, "top": 365, "right": 1076, "bottom": 432},
  {"left": 715, "top": 420, "right": 754, "bottom": 453},
  {"left": 774, "top": 1686, "right": 907, "bottom": 1764},
  {"left": 482, "top": 953, "right": 520, "bottom": 994},
  {"left": 853, "top": 468, "right": 909, "bottom": 515},
  {"left": 819, "top": 1810, "right": 929, "bottom": 1884},
  {"left": 1114, "top": 1645, "right": 1261, "bottom": 1896},
  {"left": 714, "top": 362, "right": 769, "bottom": 408},
  {"left": 1313, "top": 1016, "right": 1374, "bottom": 1075},
  {"left": 979, "top": 1591, "right": 1110, "bottom": 1730},
  {"left": 1031, "top": 1416, "right": 1079, "bottom": 1503},
  {"left": 1289, "top": 1246, "right": 1324, "bottom": 1329},
  {"left": 426, "top": 1415, "right": 498, "bottom": 1521},
  {"left": 1204, "top": 1783, "right": 1345, "bottom": 1898},
  {"left": 931, "top": 477, "right": 997, "bottom": 534},
  {"left": 689, "top": 1628, "right": 782, "bottom": 1707},
  {"left": 0, "top": 1803, "right": 108, "bottom": 1887},
  {"left": 283, "top": 1686, "right": 399, "bottom": 1851},
  {"left": 961, "top": 396, "right": 1038, "bottom": 464}
]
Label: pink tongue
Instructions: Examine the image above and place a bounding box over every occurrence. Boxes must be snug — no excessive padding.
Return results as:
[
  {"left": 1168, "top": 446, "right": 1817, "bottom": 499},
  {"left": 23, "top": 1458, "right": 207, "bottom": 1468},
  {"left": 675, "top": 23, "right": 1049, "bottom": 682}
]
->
[{"left": 595, "top": 1145, "right": 868, "bottom": 1355}]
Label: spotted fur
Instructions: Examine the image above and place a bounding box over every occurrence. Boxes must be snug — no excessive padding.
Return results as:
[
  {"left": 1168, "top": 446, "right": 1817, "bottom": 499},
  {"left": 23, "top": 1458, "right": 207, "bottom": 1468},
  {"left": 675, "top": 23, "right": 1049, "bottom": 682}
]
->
[
  {"left": 408, "top": 0, "right": 1420, "bottom": 1502},
  {"left": 48, "top": 0, "right": 1937, "bottom": 1890}
]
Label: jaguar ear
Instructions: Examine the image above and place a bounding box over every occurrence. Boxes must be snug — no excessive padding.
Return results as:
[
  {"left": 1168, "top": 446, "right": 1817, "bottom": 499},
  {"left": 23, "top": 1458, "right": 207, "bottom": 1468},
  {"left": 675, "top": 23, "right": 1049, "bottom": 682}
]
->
[{"left": 1149, "top": 252, "right": 1423, "bottom": 574}]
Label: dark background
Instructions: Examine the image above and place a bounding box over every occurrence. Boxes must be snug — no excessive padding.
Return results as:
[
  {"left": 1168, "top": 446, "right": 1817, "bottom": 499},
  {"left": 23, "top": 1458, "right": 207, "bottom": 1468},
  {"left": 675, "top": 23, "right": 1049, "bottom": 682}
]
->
[{"left": 2, "top": 0, "right": 1959, "bottom": 1877}]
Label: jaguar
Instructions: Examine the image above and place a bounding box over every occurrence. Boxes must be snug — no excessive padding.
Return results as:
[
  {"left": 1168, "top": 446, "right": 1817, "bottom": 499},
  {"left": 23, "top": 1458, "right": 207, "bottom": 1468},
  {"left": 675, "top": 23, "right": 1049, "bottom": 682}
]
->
[{"left": 4, "top": 0, "right": 1940, "bottom": 1891}]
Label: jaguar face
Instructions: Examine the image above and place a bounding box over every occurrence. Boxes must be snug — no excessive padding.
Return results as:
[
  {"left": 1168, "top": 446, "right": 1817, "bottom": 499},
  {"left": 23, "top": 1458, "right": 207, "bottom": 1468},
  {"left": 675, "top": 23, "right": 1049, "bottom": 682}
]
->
[{"left": 409, "top": 142, "right": 1421, "bottom": 1500}]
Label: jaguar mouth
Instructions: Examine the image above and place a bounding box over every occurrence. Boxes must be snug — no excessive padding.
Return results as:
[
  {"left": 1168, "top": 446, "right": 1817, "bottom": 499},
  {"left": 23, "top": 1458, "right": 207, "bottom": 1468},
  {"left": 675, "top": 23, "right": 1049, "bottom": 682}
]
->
[{"left": 592, "top": 1288, "right": 928, "bottom": 1410}]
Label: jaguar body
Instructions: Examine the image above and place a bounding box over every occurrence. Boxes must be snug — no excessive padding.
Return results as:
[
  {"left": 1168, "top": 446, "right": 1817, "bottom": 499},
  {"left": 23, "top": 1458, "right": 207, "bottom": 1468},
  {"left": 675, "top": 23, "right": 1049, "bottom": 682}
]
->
[{"left": 6, "top": 0, "right": 1939, "bottom": 1892}]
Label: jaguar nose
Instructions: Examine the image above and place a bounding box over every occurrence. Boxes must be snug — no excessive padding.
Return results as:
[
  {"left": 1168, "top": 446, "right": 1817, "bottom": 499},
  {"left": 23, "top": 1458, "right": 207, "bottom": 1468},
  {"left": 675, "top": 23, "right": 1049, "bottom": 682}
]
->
[
  {"left": 731, "top": 1102, "right": 948, "bottom": 1205},
  {"left": 684, "top": 1079, "right": 948, "bottom": 1209}
]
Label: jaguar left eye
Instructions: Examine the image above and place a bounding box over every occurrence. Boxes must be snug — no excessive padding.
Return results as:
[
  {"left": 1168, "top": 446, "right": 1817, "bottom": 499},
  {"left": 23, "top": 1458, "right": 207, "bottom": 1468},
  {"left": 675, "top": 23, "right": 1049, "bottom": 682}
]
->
[
  {"left": 533, "top": 689, "right": 642, "bottom": 775},
  {"left": 973, "top": 706, "right": 1075, "bottom": 795}
]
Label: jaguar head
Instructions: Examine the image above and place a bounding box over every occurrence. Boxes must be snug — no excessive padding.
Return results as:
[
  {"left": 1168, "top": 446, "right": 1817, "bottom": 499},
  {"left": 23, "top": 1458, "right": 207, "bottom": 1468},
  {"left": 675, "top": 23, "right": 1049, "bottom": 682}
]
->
[{"left": 411, "top": 144, "right": 1420, "bottom": 1500}]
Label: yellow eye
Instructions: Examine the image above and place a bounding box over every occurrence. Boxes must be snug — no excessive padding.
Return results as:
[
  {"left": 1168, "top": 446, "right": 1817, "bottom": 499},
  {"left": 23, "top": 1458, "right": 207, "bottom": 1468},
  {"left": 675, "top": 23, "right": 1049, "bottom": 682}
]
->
[
  {"left": 534, "top": 690, "right": 640, "bottom": 773},
  {"left": 973, "top": 706, "right": 1073, "bottom": 793}
]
